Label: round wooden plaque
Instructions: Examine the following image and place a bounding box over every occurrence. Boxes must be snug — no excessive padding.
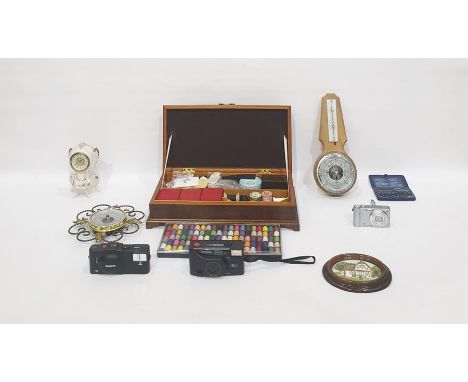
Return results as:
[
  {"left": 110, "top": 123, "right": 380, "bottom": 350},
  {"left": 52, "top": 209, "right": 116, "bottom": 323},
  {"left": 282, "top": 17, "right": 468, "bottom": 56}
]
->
[{"left": 322, "top": 253, "right": 392, "bottom": 293}]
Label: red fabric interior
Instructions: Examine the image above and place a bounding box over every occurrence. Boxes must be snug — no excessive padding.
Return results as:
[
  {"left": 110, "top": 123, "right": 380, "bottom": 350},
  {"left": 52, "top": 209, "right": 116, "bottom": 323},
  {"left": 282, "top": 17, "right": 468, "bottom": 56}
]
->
[
  {"left": 156, "top": 188, "right": 223, "bottom": 201},
  {"left": 200, "top": 188, "right": 223, "bottom": 201},
  {"left": 156, "top": 188, "right": 181, "bottom": 200},
  {"left": 179, "top": 188, "right": 202, "bottom": 201}
]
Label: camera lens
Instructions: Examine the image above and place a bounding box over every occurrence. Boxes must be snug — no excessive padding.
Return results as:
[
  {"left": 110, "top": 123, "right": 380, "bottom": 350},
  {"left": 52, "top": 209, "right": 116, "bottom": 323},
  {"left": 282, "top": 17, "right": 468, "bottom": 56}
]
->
[
  {"left": 96, "top": 253, "right": 123, "bottom": 274},
  {"left": 205, "top": 261, "right": 221, "bottom": 277}
]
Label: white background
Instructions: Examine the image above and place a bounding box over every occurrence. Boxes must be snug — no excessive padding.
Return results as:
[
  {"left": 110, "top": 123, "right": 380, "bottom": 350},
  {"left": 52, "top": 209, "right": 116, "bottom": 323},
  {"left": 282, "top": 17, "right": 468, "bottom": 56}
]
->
[
  {"left": 1, "top": 0, "right": 468, "bottom": 380},
  {"left": 1, "top": 59, "right": 467, "bottom": 323}
]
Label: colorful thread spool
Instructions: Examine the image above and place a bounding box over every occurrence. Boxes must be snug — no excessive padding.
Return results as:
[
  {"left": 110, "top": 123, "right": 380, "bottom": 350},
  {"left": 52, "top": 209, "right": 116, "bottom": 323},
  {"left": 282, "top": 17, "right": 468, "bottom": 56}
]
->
[
  {"left": 261, "top": 191, "right": 273, "bottom": 202},
  {"left": 249, "top": 191, "right": 262, "bottom": 201},
  {"left": 158, "top": 223, "right": 281, "bottom": 256}
]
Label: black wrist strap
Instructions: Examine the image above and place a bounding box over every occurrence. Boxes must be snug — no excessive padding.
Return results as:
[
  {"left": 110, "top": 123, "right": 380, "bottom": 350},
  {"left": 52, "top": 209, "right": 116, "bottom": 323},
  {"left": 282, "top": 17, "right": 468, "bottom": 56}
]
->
[{"left": 245, "top": 255, "right": 316, "bottom": 265}]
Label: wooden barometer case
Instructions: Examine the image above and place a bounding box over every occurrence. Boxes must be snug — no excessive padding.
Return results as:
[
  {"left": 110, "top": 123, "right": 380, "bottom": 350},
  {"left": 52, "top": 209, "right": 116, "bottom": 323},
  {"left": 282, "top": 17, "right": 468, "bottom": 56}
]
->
[
  {"left": 313, "top": 93, "right": 357, "bottom": 196},
  {"left": 146, "top": 105, "right": 300, "bottom": 231}
]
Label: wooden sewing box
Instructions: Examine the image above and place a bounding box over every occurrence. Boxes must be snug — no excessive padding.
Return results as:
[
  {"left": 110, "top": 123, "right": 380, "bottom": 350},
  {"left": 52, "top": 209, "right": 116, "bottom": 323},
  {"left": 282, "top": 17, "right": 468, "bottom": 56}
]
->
[{"left": 146, "top": 105, "right": 300, "bottom": 231}]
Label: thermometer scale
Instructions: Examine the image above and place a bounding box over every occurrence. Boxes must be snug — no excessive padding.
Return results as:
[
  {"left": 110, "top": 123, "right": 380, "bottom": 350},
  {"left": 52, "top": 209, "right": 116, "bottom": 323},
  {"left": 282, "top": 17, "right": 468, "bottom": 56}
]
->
[
  {"left": 327, "top": 99, "right": 339, "bottom": 142},
  {"left": 313, "top": 93, "right": 357, "bottom": 195}
]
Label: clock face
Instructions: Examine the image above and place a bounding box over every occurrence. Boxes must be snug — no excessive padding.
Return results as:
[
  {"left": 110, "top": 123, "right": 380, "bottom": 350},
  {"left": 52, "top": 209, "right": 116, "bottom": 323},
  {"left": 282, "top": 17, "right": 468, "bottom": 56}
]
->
[
  {"left": 70, "top": 152, "right": 90, "bottom": 171},
  {"left": 315, "top": 152, "right": 357, "bottom": 195},
  {"left": 89, "top": 208, "right": 127, "bottom": 233}
]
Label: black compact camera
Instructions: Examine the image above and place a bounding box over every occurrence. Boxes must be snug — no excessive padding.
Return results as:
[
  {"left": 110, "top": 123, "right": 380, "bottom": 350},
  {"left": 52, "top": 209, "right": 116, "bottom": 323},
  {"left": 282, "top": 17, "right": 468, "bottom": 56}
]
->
[
  {"left": 189, "top": 240, "right": 244, "bottom": 277},
  {"left": 89, "top": 242, "right": 151, "bottom": 274}
]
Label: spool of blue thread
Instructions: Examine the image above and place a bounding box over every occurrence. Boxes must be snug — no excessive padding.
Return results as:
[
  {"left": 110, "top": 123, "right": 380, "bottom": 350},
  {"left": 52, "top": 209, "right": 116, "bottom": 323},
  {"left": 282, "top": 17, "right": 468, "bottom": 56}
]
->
[{"left": 239, "top": 177, "right": 262, "bottom": 189}]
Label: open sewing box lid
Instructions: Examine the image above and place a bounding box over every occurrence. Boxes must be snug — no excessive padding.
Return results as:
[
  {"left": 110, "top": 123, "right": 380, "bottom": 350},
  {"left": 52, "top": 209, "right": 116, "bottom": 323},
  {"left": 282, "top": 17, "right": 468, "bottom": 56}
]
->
[{"left": 162, "top": 105, "right": 292, "bottom": 173}]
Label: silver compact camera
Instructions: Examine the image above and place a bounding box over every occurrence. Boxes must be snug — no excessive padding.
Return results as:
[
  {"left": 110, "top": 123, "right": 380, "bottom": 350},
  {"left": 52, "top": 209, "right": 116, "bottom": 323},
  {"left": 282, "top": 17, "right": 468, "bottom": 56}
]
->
[{"left": 352, "top": 200, "right": 390, "bottom": 228}]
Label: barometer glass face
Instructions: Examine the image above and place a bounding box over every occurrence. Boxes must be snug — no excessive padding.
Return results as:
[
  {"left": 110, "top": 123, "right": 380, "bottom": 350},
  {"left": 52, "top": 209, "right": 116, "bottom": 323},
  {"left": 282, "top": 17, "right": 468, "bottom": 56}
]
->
[
  {"left": 89, "top": 208, "right": 127, "bottom": 232},
  {"left": 70, "top": 152, "right": 90, "bottom": 171},
  {"left": 316, "top": 152, "right": 356, "bottom": 194}
]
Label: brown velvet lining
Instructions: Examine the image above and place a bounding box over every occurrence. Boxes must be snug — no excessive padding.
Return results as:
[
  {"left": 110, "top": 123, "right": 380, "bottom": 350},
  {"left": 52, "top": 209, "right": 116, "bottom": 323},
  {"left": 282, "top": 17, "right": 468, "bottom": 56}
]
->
[{"left": 166, "top": 109, "right": 287, "bottom": 168}]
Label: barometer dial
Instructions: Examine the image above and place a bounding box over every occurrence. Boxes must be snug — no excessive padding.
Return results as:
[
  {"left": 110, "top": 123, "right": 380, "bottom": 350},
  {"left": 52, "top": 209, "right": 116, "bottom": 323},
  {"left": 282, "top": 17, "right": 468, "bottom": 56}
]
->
[
  {"left": 68, "top": 204, "right": 145, "bottom": 243},
  {"left": 89, "top": 207, "right": 128, "bottom": 233},
  {"left": 315, "top": 152, "right": 356, "bottom": 195},
  {"left": 70, "top": 152, "right": 90, "bottom": 171}
]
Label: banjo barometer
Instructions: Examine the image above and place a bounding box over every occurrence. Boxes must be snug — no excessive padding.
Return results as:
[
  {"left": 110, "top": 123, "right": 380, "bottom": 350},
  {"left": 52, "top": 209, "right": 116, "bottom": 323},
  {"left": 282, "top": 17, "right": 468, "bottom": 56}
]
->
[{"left": 313, "top": 93, "right": 357, "bottom": 195}]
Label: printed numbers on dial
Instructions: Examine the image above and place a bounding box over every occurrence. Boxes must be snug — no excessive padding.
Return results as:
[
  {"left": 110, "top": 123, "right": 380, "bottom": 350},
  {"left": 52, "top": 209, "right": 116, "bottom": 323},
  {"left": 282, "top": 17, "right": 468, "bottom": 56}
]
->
[
  {"left": 316, "top": 152, "right": 356, "bottom": 194},
  {"left": 70, "top": 153, "right": 90, "bottom": 171}
]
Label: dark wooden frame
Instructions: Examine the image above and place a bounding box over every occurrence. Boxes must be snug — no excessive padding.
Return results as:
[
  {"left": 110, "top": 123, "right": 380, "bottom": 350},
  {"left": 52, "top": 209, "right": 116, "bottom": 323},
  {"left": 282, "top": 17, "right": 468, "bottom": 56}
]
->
[
  {"left": 322, "top": 253, "right": 392, "bottom": 293},
  {"left": 146, "top": 105, "right": 300, "bottom": 231}
]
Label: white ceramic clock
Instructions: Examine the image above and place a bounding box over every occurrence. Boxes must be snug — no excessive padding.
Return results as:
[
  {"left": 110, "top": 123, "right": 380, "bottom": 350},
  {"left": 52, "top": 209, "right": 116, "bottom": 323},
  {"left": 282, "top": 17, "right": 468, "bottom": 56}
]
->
[{"left": 68, "top": 142, "right": 100, "bottom": 193}]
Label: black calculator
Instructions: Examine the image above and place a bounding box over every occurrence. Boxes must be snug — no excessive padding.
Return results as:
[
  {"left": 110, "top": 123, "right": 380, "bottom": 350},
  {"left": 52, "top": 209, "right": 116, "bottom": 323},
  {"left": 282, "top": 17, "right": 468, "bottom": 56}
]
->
[{"left": 369, "top": 175, "right": 416, "bottom": 201}]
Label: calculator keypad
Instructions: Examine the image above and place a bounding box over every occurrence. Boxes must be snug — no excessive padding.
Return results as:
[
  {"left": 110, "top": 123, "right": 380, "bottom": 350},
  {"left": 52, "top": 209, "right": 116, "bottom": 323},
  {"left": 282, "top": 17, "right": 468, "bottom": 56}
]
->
[{"left": 376, "top": 190, "right": 415, "bottom": 201}]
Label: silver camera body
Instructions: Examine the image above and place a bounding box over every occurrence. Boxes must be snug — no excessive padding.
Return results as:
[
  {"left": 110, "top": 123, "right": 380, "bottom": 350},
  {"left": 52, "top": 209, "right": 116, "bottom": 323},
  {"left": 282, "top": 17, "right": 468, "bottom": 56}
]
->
[{"left": 352, "top": 200, "right": 390, "bottom": 228}]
